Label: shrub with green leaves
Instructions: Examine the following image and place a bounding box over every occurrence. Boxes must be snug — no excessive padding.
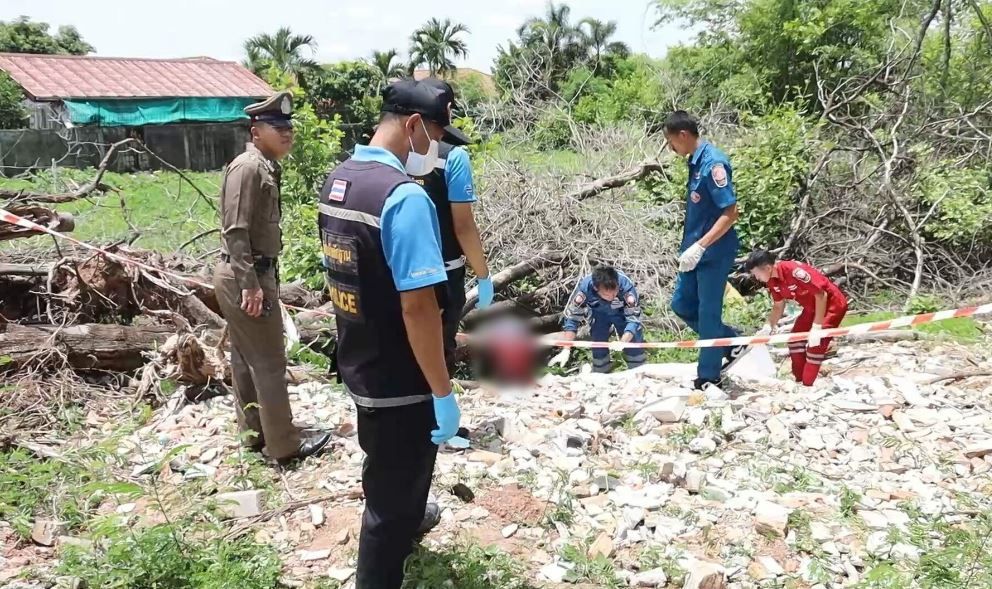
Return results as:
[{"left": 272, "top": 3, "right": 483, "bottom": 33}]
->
[
  {"left": 731, "top": 107, "right": 815, "bottom": 250},
  {"left": 0, "top": 447, "right": 114, "bottom": 539},
  {"left": 569, "top": 56, "right": 666, "bottom": 127},
  {"left": 276, "top": 83, "right": 345, "bottom": 288},
  {"left": 279, "top": 200, "right": 324, "bottom": 290},
  {"left": 402, "top": 543, "right": 537, "bottom": 589},
  {"left": 0, "top": 70, "right": 27, "bottom": 129},
  {"left": 282, "top": 104, "right": 344, "bottom": 207},
  {"left": 59, "top": 522, "right": 283, "bottom": 589},
  {"left": 532, "top": 109, "right": 574, "bottom": 151},
  {"left": 914, "top": 159, "right": 992, "bottom": 250}
]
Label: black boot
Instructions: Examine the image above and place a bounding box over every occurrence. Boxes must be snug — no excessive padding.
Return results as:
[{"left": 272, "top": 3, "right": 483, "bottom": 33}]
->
[
  {"left": 416, "top": 501, "right": 442, "bottom": 536},
  {"left": 276, "top": 432, "right": 332, "bottom": 466},
  {"left": 693, "top": 377, "right": 724, "bottom": 391}
]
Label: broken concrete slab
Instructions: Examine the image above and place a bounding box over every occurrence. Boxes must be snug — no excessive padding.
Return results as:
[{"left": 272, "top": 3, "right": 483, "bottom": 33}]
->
[{"left": 215, "top": 490, "right": 265, "bottom": 519}]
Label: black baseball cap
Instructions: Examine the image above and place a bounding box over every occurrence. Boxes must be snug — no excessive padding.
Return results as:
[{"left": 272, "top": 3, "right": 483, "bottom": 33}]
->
[{"left": 381, "top": 79, "right": 471, "bottom": 146}]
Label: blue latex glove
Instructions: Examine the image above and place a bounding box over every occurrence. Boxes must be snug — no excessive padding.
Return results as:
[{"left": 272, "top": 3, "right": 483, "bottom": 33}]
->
[
  {"left": 431, "top": 390, "right": 461, "bottom": 445},
  {"left": 477, "top": 277, "right": 494, "bottom": 309}
]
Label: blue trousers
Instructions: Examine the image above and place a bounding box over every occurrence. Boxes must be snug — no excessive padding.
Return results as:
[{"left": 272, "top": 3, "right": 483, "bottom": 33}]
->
[
  {"left": 590, "top": 317, "right": 646, "bottom": 373},
  {"left": 671, "top": 256, "right": 738, "bottom": 381}
]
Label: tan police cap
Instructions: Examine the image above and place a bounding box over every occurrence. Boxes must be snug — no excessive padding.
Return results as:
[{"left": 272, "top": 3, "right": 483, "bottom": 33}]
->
[{"left": 245, "top": 90, "right": 293, "bottom": 127}]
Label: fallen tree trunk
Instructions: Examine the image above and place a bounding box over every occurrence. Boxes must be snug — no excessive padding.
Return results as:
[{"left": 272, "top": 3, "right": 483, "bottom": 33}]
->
[
  {"left": 568, "top": 162, "right": 668, "bottom": 201},
  {"left": 0, "top": 323, "right": 175, "bottom": 372},
  {"left": 462, "top": 284, "right": 555, "bottom": 326},
  {"left": 0, "top": 206, "right": 74, "bottom": 242},
  {"left": 0, "top": 263, "right": 55, "bottom": 277},
  {"left": 463, "top": 253, "right": 566, "bottom": 315}
]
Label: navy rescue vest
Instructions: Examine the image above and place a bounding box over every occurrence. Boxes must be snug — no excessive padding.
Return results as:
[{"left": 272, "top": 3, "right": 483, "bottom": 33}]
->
[{"left": 317, "top": 159, "right": 442, "bottom": 406}]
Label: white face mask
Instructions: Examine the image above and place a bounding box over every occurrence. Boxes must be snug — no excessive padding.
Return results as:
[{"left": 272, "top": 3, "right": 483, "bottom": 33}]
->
[{"left": 404, "top": 118, "right": 439, "bottom": 176}]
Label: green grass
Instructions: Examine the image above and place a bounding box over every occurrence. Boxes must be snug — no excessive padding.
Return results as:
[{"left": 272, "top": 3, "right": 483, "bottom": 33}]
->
[
  {"left": 842, "top": 312, "right": 983, "bottom": 343},
  {"left": 484, "top": 144, "right": 586, "bottom": 174},
  {"left": 638, "top": 545, "right": 687, "bottom": 586},
  {"left": 854, "top": 493, "right": 992, "bottom": 589},
  {"left": 1, "top": 168, "right": 221, "bottom": 253},
  {"left": 59, "top": 522, "right": 283, "bottom": 589},
  {"left": 403, "top": 543, "right": 538, "bottom": 589},
  {"left": 559, "top": 542, "right": 623, "bottom": 588},
  {"left": 0, "top": 445, "right": 119, "bottom": 539}
]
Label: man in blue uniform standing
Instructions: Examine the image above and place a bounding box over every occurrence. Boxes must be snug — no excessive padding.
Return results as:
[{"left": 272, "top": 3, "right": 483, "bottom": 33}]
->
[
  {"left": 411, "top": 79, "right": 493, "bottom": 371},
  {"left": 663, "top": 111, "right": 742, "bottom": 390},
  {"left": 317, "top": 79, "right": 462, "bottom": 589},
  {"left": 561, "top": 265, "right": 646, "bottom": 373},
  {"left": 408, "top": 79, "right": 492, "bottom": 536}
]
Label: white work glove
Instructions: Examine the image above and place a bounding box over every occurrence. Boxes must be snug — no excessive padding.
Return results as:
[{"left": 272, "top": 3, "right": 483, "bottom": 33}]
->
[
  {"left": 608, "top": 340, "right": 626, "bottom": 353},
  {"left": 678, "top": 243, "right": 706, "bottom": 272},
  {"left": 808, "top": 323, "right": 823, "bottom": 347},
  {"left": 756, "top": 323, "right": 775, "bottom": 336},
  {"left": 548, "top": 347, "right": 571, "bottom": 368}
]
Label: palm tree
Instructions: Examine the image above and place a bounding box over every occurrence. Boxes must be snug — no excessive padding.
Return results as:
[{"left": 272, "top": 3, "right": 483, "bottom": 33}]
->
[
  {"left": 243, "top": 27, "right": 319, "bottom": 81},
  {"left": 369, "top": 49, "right": 407, "bottom": 81},
  {"left": 517, "top": 2, "right": 579, "bottom": 57},
  {"left": 578, "top": 18, "right": 630, "bottom": 72},
  {"left": 409, "top": 18, "right": 470, "bottom": 77}
]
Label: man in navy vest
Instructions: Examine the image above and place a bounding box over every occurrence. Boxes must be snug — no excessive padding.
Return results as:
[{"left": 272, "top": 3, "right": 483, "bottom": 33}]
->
[
  {"left": 411, "top": 79, "right": 493, "bottom": 373},
  {"left": 663, "top": 111, "right": 744, "bottom": 390},
  {"left": 316, "top": 80, "right": 462, "bottom": 589}
]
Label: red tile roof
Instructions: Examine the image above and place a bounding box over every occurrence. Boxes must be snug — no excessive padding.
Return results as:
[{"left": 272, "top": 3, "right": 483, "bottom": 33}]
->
[{"left": 0, "top": 54, "right": 272, "bottom": 101}]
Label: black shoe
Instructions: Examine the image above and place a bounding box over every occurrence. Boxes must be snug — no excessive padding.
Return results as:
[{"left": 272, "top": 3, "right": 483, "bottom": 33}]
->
[
  {"left": 693, "top": 377, "right": 724, "bottom": 391},
  {"left": 276, "top": 432, "right": 332, "bottom": 466},
  {"left": 416, "top": 502, "right": 442, "bottom": 536}
]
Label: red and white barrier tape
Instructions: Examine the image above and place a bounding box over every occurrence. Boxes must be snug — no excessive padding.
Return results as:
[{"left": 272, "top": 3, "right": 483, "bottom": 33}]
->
[
  {"left": 538, "top": 301, "right": 992, "bottom": 350},
  {"left": 4, "top": 207, "right": 990, "bottom": 350}
]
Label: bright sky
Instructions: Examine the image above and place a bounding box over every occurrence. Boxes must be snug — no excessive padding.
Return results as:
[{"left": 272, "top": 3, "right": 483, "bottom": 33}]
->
[{"left": 0, "top": 0, "right": 690, "bottom": 73}]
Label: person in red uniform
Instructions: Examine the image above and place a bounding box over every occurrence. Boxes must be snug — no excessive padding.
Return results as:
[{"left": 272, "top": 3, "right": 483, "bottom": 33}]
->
[{"left": 743, "top": 250, "right": 848, "bottom": 386}]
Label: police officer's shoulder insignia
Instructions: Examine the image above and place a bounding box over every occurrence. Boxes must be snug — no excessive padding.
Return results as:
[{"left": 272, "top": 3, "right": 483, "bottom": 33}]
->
[
  {"left": 574, "top": 292, "right": 586, "bottom": 305},
  {"left": 711, "top": 164, "right": 729, "bottom": 188},
  {"left": 792, "top": 267, "right": 812, "bottom": 283},
  {"left": 690, "top": 191, "right": 701, "bottom": 203},
  {"left": 329, "top": 178, "right": 349, "bottom": 202},
  {"left": 625, "top": 293, "right": 637, "bottom": 306}
]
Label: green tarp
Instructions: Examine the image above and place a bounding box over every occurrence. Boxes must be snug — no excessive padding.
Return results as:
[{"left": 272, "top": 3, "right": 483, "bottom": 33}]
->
[{"left": 64, "top": 97, "right": 257, "bottom": 127}]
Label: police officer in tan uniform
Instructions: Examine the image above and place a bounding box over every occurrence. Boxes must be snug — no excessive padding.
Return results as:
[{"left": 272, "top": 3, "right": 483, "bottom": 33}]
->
[{"left": 214, "top": 91, "right": 331, "bottom": 465}]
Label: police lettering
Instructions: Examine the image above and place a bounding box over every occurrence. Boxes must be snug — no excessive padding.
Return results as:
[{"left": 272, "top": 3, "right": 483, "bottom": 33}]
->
[{"left": 330, "top": 285, "right": 358, "bottom": 315}]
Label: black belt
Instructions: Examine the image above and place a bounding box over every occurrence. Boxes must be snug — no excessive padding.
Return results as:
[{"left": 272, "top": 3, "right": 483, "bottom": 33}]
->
[{"left": 221, "top": 253, "right": 277, "bottom": 272}]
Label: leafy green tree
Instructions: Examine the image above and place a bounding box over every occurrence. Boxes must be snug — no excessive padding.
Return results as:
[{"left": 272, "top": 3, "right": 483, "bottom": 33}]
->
[
  {"left": 0, "top": 71, "right": 28, "bottom": 129},
  {"left": 0, "top": 17, "right": 94, "bottom": 54},
  {"left": 494, "top": 3, "right": 607, "bottom": 98},
  {"left": 578, "top": 18, "right": 630, "bottom": 73},
  {"left": 568, "top": 56, "right": 666, "bottom": 126},
  {"left": 450, "top": 71, "right": 496, "bottom": 115},
  {"left": 653, "top": 0, "right": 907, "bottom": 109},
  {"left": 369, "top": 49, "right": 407, "bottom": 81},
  {"left": 243, "top": 27, "right": 319, "bottom": 82},
  {"left": 301, "top": 60, "right": 383, "bottom": 143},
  {"left": 409, "top": 18, "right": 470, "bottom": 76}
]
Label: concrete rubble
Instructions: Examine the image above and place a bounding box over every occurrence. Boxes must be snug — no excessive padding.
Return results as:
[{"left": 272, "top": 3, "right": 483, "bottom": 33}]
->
[{"left": 9, "top": 338, "right": 992, "bottom": 589}]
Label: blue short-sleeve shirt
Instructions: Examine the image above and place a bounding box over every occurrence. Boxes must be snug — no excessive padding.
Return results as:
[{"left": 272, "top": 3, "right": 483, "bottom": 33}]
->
[
  {"left": 683, "top": 142, "right": 740, "bottom": 262},
  {"left": 444, "top": 146, "right": 476, "bottom": 203}
]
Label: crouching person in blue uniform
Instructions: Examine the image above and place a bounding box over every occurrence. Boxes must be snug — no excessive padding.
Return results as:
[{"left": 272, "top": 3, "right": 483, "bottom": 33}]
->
[{"left": 561, "top": 265, "right": 646, "bottom": 373}]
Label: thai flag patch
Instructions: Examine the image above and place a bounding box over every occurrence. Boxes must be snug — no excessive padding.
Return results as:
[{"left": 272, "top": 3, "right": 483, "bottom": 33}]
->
[{"left": 329, "top": 179, "right": 349, "bottom": 202}]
